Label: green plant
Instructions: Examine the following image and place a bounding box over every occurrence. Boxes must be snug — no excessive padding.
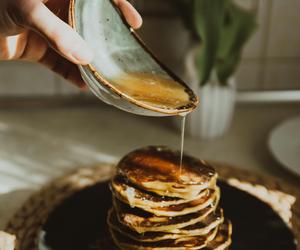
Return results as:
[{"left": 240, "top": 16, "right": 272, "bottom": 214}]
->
[{"left": 172, "top": 0, "right": 257, "bottom": 86}]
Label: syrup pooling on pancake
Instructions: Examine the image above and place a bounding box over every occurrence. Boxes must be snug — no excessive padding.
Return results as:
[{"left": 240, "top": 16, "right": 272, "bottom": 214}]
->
[
  {"left": 117, "top": 146, "right": 217, "bottom": 199},
  {"left": 118, "top": 146, "right": 216, "bottom": 185}
]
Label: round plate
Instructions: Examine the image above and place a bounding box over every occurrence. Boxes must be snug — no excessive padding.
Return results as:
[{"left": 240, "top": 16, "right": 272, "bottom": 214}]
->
[
  {"left": 269, "top": 115, "right": 300, "bottom": 176},
  {"left": 37, "top": 181, "right": 296, "bottom": 250}
]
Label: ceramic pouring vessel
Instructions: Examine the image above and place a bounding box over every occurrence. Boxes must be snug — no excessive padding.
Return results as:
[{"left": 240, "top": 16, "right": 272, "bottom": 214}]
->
[{"left": 69, "top": 0, "right": 198, "bottom": 116}]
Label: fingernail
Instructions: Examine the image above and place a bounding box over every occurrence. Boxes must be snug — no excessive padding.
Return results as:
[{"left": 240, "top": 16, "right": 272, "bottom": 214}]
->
[{"left": 72, "top": 45, "right": 94, "bottom": 65}]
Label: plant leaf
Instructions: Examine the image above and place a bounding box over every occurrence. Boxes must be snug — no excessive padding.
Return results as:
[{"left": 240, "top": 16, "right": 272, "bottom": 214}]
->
[
  {"left": 194, "top": 0, "right": 228, "bottom": 85},
  {"left": 216, "top": 3, "right": 257, "bottom": 84}
]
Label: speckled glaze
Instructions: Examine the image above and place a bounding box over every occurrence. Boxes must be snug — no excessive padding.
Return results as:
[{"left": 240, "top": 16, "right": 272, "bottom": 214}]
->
[{"left": 68, "top": 0, "right": 198, "bottom": 116}]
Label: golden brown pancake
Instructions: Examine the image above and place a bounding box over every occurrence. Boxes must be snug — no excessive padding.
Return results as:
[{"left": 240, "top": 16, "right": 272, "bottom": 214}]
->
[
  {"left": 203, "top": 220, "right": 232, "bottom": 250},
  {"left": 117, "top": 146, "right": 217, "bottom": 199},
  {"left": 108, "top": 208, "right": 224, "bottom": 242},
  {"left": 110, "top": 220, "right": 232, "bottom": 250},
  {"left": 110, "top": 226, "right": 219, "bottom": 250},
  {"left": 111, "top": 176, "right": 219, "bottom": 217},
  {"left": 165, "top": 209, "right": 224, "bottom": 235},
  {"left": 140, "top": 188, "right": 219, "bottom": 217},
  {"left": 111, "top": 175, "right": 209, "bottom": 208},
  {"left": 114, "top": 195, "right": 219, "bottom": 234}
]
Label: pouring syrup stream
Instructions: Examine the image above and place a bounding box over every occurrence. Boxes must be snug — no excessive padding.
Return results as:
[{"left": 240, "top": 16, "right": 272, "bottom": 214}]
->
[{"left": 179, "top": 115, "right": 187, "bottom": 175}]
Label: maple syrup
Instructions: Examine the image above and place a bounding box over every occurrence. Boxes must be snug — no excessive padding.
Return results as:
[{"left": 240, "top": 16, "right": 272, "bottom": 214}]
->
[{"left": 112, "top": 72, "right": 191, "bottom": 110}]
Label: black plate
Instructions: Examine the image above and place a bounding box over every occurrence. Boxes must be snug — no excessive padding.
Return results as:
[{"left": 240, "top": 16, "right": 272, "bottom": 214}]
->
[{"left": 39, "top": 181, "right": 297, "bottom": 250}]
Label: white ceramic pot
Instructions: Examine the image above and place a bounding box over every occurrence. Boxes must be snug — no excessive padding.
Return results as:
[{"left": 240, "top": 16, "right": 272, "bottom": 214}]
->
[{"left": 181, "top": 47, "right": 236, "bottom": 140}]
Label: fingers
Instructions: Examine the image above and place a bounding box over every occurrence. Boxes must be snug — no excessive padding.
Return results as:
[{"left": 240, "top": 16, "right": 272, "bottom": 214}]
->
[
  {"left": 23, "top": 0, "right": 93, "bottom": 65},
  {"left": 18, "top": 30, "right": 48, "bottom": 61},
  {"left": 39, "top": 48, "right": 87, "bottom": 90},
  {"left": 114, "top": 0, "right": 143, "bottom": 29}
]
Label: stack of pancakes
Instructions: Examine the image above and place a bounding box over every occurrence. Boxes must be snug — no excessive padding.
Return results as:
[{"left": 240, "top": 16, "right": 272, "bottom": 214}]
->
[{"left": 108, "top": 146, "right": 232, "bottom": 250}]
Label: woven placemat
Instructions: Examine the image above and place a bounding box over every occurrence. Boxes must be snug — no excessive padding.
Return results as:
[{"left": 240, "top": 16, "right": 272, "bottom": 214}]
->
[{"left": 4, "top": 163, "right": 300, "bottom": 250}]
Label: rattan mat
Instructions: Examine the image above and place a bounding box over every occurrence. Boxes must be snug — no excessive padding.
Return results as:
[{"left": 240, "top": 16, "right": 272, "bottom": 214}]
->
[{"left": 4, "top": 163, "right": 300, "bottom": 250}]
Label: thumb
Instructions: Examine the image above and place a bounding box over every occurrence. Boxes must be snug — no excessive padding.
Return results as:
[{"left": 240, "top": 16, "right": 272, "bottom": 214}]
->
[{"left": 24, "top": 0, "right": 93, "bottom": 65}]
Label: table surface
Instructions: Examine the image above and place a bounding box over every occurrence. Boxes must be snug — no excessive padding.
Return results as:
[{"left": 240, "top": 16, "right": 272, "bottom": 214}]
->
[{"left": 0, "top": 102, "right": 299, "bottom": 229}]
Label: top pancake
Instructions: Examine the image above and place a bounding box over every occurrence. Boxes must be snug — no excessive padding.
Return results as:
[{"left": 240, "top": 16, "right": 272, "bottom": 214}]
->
[{"left": 117, "top": 146, "right": 217, "bottom": 199}]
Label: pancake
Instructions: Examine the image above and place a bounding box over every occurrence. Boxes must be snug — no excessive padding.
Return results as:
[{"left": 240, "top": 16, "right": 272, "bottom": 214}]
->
[
  {"left": 117, "top": 146, "right": 217, "bottom": 199},
  {"left": 111, "top": 175, "right": 210, "bottom": 208},
  {"left": 114, "top": 195, "right": 219, "bottom": 234},
  {"left": 203, "top": 220, "right": 232, "bottom": 250},
  {"left": 110, "top": 226, "right": 219, "bottom": 250},
  {"left": 108, "top": 208, "right": 224, "bottom": 242},
  {"left": 133, "top": 188, "right": 219, "bottom": 217},
  {"left": 165, "top": 209, "right": 224, "bottom": 235},
  {"left": 110, "top": 220, "right": 232, "bottom": 250},
  {"left": 111, "top": 176, "right": 218, "bottom": 217},
  {"left": 108, "top": 146, "right": 232, "bottom": 249}
]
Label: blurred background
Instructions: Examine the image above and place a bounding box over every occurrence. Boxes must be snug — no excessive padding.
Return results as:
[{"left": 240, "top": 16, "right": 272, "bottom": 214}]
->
[{"left": 0, "top": 0, "right": 299, "bottom": 96}]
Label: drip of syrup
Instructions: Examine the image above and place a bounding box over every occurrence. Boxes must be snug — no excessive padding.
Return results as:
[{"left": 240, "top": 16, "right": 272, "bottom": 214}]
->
[{"left": 179, "top": 115, "right": 187, "bottom": 175}]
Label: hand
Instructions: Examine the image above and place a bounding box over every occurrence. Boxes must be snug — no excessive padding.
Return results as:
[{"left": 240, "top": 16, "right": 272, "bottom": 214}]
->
[{"left": 0, "top": 0, "right": 142, "bottom": 89}]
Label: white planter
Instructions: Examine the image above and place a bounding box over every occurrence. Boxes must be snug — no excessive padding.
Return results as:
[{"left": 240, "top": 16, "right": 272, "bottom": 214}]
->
[{"left": 181, "top": 47, "right": 236, "bottom": 140}]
